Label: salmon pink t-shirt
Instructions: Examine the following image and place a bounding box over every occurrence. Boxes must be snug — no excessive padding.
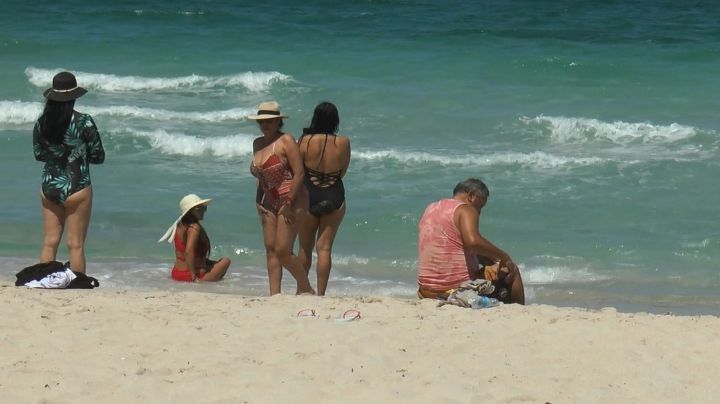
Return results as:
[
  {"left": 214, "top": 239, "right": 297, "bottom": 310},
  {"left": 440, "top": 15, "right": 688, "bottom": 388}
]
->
[{"left": 417, "top": 198, "right": 479, "bottom": 292}]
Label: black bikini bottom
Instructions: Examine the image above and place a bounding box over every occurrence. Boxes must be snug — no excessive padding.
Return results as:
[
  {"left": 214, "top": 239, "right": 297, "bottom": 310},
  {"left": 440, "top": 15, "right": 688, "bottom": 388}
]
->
[{"left": 306, "top": 179, "right": 345, "bottom": 217}]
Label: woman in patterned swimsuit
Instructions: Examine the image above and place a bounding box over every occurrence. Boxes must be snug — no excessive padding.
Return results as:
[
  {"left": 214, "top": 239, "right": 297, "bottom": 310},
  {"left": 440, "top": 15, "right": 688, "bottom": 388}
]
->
[
  {"left": 248, "top": 101, "right": 314, "bottom": 295},
  {"left": 32, "top": 71, "right": 105, "bottom": 273}
]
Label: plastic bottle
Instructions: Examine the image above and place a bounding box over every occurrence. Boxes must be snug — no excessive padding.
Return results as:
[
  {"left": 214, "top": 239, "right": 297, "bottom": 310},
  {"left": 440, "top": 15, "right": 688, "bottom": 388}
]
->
[{"left": 469, "top": 295, "right": 499, "bottom": 309}]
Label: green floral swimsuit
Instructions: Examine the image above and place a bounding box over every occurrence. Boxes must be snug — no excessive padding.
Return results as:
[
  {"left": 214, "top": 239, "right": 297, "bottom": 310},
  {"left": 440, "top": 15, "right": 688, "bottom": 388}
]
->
[{"left": 33, "top": 112, "right": 105, "bottom": 205}]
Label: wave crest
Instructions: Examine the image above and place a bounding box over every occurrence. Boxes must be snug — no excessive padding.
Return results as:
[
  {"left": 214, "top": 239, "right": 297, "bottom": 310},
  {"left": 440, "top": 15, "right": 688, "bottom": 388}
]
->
[
  {"left": 116, "top": 128, "right": 255, "bottom": 157},
  {"left": 522, "top": 115, "right": 699, "bottom": 144},
  {"left": 354, "top": 149, "right": 604, "bottom": 169},
  {"left": 0, "top": 100, "right": 253, "bottom": 125},
  {"left": 0, "top": 101, "right": 42, "bottom": 125},
  {"left": 522, "top": 265, "right": 608, "bottom": 284},
  {"left": 24, "top": 67, "right": 292, "bottom": 92}
]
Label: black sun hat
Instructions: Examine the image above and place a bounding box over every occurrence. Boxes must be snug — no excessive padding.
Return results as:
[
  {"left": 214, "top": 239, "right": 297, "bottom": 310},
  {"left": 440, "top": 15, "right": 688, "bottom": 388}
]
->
[{"left": 43, "top": 71, "right": 88, "bottom": 102}]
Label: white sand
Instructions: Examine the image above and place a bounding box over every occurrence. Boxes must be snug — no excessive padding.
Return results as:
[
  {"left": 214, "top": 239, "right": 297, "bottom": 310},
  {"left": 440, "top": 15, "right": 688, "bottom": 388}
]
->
[{"left": 1, "top": 282, "right": 719, "bottom": 403}]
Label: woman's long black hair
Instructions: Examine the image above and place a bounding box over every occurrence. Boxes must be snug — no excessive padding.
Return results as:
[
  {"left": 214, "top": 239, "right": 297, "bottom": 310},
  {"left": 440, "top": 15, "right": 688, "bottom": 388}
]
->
[
  {"left": 180, "top": 209, "right": 210, "bottom": 257},
  {"left": 39, "top": 99, "right": 75, "bottom": 144},
  {"left": 303, "top": 101, "right": 339, "bottom": 135}
]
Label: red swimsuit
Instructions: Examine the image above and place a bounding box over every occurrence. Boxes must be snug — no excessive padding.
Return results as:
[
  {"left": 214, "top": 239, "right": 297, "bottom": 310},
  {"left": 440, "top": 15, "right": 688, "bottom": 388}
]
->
[
  {"left": 171, "top": 227, "right": 210, "bottom": 282},
  {"left": 250, "top": 141, "right": 294, "bottom": 214}
]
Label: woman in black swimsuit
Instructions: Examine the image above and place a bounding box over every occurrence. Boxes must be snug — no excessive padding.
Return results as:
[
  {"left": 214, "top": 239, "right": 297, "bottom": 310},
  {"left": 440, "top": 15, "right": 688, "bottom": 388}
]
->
[{"left": 297, "top": 102, "right": 351, "bottom": 295}]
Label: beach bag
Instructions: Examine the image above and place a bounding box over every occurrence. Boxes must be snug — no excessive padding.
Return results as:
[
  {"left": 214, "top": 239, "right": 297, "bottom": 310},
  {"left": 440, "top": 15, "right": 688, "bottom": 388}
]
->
[{"left": 67, "top": 272, "right": 100, "bottom": 289}]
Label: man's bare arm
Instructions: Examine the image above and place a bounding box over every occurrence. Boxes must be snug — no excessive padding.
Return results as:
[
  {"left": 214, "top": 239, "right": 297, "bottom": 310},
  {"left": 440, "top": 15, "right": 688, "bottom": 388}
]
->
[{"left": 455, "top": 205, "right": 516, "bottom": 271}]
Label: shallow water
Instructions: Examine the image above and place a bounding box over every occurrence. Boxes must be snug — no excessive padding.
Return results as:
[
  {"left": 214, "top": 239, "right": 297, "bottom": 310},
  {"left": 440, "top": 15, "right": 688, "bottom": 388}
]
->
[{"left": 1, "top": 1, "right": 719, "bottom": 314}]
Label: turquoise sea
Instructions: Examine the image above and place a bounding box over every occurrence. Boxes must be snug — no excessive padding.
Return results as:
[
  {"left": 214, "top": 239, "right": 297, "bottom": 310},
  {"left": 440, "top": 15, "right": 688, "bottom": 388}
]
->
[{"left": 2, "top": 0, "right": 719, "bottom": 314}]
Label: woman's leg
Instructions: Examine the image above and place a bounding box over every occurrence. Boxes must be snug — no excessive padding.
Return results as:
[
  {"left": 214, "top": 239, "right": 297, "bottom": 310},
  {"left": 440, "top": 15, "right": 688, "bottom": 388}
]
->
[
  {"left": 39, "top": 191, "right": 66, "bottom": 263},
  {"left": 297, "top": 213, "right": 319, "bottom": 275},
  {"left": 315, "top": 203, "right": 346, "bottom": 296},
  {"left": 200, "top": 257, "right": 231, "bottom": 282},
  {"left": 64, "top": 187, "right": 93, "bottom": 273},
  {"left": 275, "top": 204, "right": 315, "bottom": 294},
  {"left": 508, "top": 271, "right": 525, "bottom": 305},
  {"left": 258, "top": 205, "right": 282, "bottom": 295}
]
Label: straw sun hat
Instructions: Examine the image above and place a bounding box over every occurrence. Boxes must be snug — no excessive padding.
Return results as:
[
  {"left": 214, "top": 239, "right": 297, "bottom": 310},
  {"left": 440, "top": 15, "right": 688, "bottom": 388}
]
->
[
  {"left": 158, "top": 194, "right": 212, "bottom": 243},
  {"left": 247, "top": 101, "right": 288, "bottom": 120},
  {"left": 43, "top": 71, "right": 88, "bottom": 102}
]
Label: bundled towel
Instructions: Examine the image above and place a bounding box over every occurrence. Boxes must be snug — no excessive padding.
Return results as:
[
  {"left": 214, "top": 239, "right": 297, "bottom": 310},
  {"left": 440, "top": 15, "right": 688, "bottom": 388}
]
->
[
  {"left": 15, "top": 261, "right": 66, "bottom": 285},
  {"left": 24, "top": 268, "right": 77, "bottom": 289},
  {"left": 440, "top": 279, "right": 495, "bottom": 308},
  {"left": 15, "top": 261, "right": 100, "bottom": 289}
]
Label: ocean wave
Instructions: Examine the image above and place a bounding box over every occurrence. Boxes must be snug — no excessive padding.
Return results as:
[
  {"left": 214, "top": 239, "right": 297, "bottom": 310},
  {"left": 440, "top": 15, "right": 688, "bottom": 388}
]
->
[
  {"left": 522, "top": 265, "right": 608, "bottom": 285},
  {"left": 331, "top": 254, "right": 371, "bottom": 266},
  {"left": 521, "top": 115, "right": 699, "bottom": 145},
  {"left": 0, "top": 100, "right": 41, "bottom": 124},
  {"left": 353, "top": 149, "right": 605, "bottom": 169},
  {"left": 116, "top": 128, "right": 255, "bottom": 157},
  {"left": 25, "top": 67, "right": 292, "bottom": 92},
  {"left": 329, "top": 279, "right": 418, "bottom": 297},
  {"left": 681, "top": 238, "right": 719, "bottom": 250},
  {"left": 0, "top": 100, "right": 254, "bottom": 124},
  {"left": 133, "top": 10, "right": 206, "bottom": 15},
  {"left": 87, "top": 105, "right": 253, "bottom": 122},
  {"left": 109, "top": 128, "right": 606, "bottom": 167}
]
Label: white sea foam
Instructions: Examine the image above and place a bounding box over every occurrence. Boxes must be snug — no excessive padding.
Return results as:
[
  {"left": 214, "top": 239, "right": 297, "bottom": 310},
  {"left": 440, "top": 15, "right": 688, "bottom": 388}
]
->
[
  {"left": 329, "top": 280, "right": 418, "bottom": 297},
  {"left": 681, "top": 238, "right": 714, "bottom": 249},
  {"left": 353, "top": 149, "right": 604, "bottom": 169},
  {"left": 118, "top": 128, "right": 255, "bottom": 157},
  {"left": 86, "top": 105, "right": 254, "bottom": 122},
  {"left": 133, "top": 10, "right": 206, "bottom": 15},
  {"left": 0, "top": 100, "right": 253, "bottom": 124},
  {"left": 0, "top": 100, "right": 42, "bottom": 124},
  {"left": 522, "top": 115, "right": 698, "bottom": 144},
  {"left": 25, "top": 67, "right": 292, "bottom": 92},
  {"left": 331, "top": 254, "right": 371, "bottom": 266},
  {"left": 522, "top": 265, "right": 608, "bottom": 285}
]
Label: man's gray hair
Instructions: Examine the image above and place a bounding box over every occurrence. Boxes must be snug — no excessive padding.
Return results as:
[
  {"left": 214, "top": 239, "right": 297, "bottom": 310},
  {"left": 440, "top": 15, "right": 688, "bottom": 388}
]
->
[{"left": 453, "top": 178, "right": 489, "bottom": 198}]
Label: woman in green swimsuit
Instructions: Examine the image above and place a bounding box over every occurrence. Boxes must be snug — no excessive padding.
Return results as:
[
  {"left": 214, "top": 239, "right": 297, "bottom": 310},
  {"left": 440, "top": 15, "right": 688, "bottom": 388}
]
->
[{"left": 33, "top": 71, "right": 105, "bottom": 273}]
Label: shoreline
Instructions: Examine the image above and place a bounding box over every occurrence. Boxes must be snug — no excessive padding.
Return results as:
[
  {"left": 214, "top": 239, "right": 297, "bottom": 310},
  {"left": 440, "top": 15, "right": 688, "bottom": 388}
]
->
[
  {"left": 2, "top": 282, "right": 720, "bottom": 403},
  {"left": 3, "top": 256, "right": 719, "bottom": 317}
]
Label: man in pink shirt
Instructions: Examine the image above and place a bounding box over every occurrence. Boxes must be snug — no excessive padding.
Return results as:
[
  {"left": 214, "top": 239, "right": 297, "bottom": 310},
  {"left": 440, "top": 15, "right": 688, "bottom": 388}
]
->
[{"left": 417, "top": 178, "right": 525, "bottom": 304}]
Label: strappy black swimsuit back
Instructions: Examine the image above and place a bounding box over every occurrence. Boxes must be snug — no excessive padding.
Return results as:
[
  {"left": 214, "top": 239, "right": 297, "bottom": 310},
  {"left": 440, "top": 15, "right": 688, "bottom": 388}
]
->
[{"left": 302, "top": 134, "right": 345, "bottom": 217}]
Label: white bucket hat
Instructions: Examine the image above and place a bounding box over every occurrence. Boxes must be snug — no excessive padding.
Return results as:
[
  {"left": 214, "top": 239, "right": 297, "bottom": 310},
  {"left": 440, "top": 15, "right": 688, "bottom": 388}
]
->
[
  {"left": 158, "top": 194, "right": 212, "bottom": 243},
  {"left": 247, "top": 101, "right": 288, "bottom": 120}
]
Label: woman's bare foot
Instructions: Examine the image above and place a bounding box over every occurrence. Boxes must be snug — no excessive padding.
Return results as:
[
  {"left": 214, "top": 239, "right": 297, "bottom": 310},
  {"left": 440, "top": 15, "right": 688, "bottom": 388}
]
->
[{"left": 296, "top": 287, "right": 316, "bottom": 295}]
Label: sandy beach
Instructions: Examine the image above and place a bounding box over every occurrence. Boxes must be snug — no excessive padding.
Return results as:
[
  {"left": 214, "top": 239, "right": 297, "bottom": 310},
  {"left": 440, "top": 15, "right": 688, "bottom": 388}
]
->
[{"left": 1, "top": 282, "right": 719, "bottom": 403}]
